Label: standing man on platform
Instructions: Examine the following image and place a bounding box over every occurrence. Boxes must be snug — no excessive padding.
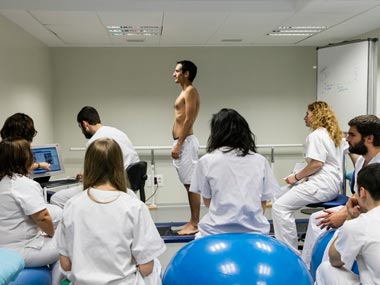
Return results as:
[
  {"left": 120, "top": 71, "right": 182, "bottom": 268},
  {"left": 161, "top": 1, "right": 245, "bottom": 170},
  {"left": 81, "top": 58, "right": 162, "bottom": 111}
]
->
[{"left": 172, "top": 60, "right": 201, "bottom": 235}]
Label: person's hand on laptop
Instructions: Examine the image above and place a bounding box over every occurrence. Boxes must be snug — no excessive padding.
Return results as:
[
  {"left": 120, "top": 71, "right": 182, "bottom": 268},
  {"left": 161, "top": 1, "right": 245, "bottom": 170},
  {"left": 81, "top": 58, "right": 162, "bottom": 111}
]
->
[
  {"left": 39, "top": 162, "right": 51, "bottom": 171},
  {"left": 76, "top": 172, "right": 83, "bottom": 182},
  {"left": 32, "top": 162, "right": 50, "bottom": 171}
]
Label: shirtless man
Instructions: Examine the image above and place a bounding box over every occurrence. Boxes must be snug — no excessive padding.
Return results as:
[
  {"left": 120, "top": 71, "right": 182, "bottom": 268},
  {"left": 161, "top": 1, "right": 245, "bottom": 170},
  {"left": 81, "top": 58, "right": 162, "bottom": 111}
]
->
[{"left": 172, "top": 60, "right": 201, "bottom": 235}]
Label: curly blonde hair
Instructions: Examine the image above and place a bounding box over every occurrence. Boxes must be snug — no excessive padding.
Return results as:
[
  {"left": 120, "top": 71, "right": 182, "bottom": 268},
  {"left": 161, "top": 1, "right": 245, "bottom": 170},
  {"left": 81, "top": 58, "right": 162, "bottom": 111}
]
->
[{"left": 308, "top": 101, "right": 343, "bottom": 147}]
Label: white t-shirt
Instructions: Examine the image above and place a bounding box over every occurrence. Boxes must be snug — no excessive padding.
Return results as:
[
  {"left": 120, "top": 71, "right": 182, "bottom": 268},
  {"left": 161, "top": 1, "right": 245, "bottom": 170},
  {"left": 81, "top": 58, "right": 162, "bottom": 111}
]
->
[
  {"left": 87, "top": 126, "right": 139, "bottom": 169},
  {"left": 55, "top": 188, "right": 166, "bottom": 285},
  {"left": 0, "top": 175, "right": 46, "bottom": 255},
  {"left": 303, "top": 128, "right": 347, "bottom": 193},
  {"left": 190, "top": 148, "right": 280, "bottom": 236},
  {"left": 335, "top": 207, "right": 380, "bottom": 285}
]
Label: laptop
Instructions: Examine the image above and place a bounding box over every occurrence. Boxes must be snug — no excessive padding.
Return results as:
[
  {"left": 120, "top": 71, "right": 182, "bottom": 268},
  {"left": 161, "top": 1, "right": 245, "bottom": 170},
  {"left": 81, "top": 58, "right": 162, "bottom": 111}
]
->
[{"left": 31, "top": 143, "right": 79, "bottom": 189}]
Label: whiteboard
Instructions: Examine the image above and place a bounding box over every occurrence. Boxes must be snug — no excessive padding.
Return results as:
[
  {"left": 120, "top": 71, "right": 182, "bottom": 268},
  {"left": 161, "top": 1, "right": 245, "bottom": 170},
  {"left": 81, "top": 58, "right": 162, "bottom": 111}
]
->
[{"left": 317, "top": 39, "right": 377, "bottom": 130}]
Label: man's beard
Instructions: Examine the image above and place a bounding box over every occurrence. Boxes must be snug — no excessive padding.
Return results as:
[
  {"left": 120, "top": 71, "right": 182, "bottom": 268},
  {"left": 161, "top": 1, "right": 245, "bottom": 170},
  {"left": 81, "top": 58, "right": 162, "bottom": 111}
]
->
[
  {"left": 83, "top": 130, "right": 93, "bottom": 139},
  {"left": 349, "top": 139, "right": 368, "bottom": 155}
]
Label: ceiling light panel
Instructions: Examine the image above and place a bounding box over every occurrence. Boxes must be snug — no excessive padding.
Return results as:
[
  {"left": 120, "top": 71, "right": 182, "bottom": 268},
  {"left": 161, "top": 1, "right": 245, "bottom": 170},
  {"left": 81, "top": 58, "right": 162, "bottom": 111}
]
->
[
  {"left": 268, "top": 25, "right": 327, "bottom": 36},
  {"left": 99, "top": 12, "right": 163, "bottom": 42},
  {"left": 107, "top": 25, "right": 162, "bottom": 36}
]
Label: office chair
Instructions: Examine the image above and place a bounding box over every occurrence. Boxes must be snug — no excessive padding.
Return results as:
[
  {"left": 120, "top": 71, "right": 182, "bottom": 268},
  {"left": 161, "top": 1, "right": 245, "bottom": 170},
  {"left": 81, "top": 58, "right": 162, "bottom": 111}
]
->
[
  {"left": 302, "top": 170, "right": 354, "bottom": 214},
  {"left": 126, "top": 161, "right": 148, "bottom": 203},
  {"left": 306, "top": 194, "right": 349, "bottom": 209}
]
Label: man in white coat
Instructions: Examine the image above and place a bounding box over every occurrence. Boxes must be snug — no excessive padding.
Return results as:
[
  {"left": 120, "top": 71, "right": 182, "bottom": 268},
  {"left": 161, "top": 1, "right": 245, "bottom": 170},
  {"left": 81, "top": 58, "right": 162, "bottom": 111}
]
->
[{"left": 50, "top": 106, "right": 139, "bottom": 208}]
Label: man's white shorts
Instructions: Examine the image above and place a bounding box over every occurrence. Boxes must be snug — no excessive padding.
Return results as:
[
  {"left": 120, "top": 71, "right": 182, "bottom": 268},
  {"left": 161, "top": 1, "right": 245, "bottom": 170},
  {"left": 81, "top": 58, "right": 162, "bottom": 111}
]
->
[{"left": 172, "top": 135, "right": 199, "bottom": 185}]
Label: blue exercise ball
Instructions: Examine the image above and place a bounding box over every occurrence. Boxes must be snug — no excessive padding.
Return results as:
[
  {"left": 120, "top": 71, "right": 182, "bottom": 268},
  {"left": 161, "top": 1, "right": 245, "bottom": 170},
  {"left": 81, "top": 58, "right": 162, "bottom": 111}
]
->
[
  {"left": 163, "top": 233, "right": 313, "bottom": 285},
  {"left": 310, "top": 230, "right": 336, "bottom": 281},
  {"left": 310, "top": 230, "right": 359, "bottom": 280},
  {"left": 9, "top": 266, "right": 52, "bottom": 285}
]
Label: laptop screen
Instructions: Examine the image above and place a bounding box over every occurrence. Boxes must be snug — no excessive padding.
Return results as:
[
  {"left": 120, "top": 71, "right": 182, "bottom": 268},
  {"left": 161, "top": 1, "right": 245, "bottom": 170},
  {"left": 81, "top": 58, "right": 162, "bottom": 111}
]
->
[{"left": 31, "top": 144, "right": 65, "bottom": 179}]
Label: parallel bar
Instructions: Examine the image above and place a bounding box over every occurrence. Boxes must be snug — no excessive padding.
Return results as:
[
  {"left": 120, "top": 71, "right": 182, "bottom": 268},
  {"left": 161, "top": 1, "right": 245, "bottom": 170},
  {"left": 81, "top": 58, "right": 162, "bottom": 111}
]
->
[
  {"left": 69, "top": 144, "right": 304, "bottom": 208},
  {"left": 70, "top": 143, "right": 303, "bottom": 152}
]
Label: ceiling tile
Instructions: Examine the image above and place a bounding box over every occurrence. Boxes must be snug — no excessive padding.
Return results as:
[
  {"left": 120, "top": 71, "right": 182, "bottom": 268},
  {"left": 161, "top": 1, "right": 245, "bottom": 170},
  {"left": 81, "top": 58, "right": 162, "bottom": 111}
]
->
[{"left": 1, "top": 0, "right": 380, "bottom": 47}]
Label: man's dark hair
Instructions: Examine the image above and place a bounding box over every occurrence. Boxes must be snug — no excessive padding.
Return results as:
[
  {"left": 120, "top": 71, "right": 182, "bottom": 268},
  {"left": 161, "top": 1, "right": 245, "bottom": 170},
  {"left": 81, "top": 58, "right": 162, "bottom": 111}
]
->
[
  {"left": 348, "top": 115, "right": 380, "bottom": 146},
  {"left": 0, "top": 113, "right": 36, "bottom": 142},
  {"left": 77, "top": 106, "right": 101, "bottom": 125},
  {"left": 207, "top": 108, "right": 257, "bottom": 156},
  {"left": 357, "top": 163, "right": 380, "bottom": 201},
  {"left": 177, "top": 60, "right": 197, "bottom": 82}
]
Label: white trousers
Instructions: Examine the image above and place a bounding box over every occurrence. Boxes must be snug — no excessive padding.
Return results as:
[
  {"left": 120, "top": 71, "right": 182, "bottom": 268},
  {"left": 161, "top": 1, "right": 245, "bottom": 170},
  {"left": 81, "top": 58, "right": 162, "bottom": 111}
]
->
[
  {"left": 316, "top": 261, "right": 360, "bottom": 285},
  {"left": 301, "top": 205, "right": 343, "bottom": 268},
  {"left": 24, "top": 236, "right": 63, "bottom": 285},
  {"left": 272, "top": 183, "right": 337, "bottom": 252}
]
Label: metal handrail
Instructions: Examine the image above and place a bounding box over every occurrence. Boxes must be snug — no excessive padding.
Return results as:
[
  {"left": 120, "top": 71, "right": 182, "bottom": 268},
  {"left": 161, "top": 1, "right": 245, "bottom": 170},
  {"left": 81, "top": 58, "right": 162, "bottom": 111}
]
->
[{"left": 70, "top": 144, "right": 303, "bottom": 206}]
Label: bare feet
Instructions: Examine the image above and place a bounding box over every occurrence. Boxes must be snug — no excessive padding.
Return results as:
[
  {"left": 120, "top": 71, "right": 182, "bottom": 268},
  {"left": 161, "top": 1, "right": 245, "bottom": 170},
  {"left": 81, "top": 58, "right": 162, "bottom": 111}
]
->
[{"left": 177, "top": 222, "right": 198, "bottom": 235}]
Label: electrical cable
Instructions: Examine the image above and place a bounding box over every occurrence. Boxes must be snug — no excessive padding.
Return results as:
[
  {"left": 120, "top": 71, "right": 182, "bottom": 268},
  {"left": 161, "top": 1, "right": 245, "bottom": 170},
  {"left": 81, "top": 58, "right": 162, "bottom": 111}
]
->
[{"left": 145, "top": 183, "right": 159, "bottom": 202}]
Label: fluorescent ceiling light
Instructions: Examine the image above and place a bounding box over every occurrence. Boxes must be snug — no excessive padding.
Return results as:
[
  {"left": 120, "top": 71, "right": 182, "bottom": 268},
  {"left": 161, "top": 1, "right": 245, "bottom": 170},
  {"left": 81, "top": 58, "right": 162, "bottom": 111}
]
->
[
  {"left": 106, "top": 25, "right": 162, "bottom": 36},
  {"left": 267, "top": 26, "right": 327, "bottom": 37},
  {"left": 279, "top": 26, "right": 326, "bottom": 30},
  {"left": 267, "top": 33, "right": 313, "bottom": 36}
]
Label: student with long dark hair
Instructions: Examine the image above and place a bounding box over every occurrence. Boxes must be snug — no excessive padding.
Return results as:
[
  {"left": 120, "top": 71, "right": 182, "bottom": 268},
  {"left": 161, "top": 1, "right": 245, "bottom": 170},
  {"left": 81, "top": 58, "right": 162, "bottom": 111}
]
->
[{"left": 190, "top": 108, "right": 280, "bottom": 238}]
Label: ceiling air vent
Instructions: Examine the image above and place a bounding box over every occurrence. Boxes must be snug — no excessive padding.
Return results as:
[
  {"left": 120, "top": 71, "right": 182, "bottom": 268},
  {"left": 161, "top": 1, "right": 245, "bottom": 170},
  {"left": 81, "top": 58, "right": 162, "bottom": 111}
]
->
[{"left": 221, "top": 39, "right": 243, "bottom": 42}]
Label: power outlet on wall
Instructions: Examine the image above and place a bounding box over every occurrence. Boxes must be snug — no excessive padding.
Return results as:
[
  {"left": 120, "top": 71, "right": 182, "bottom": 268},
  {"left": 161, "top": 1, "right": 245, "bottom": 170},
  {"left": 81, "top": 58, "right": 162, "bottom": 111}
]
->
[
  {"left": 154, "top": 174, "right": 164, "bottom": 186},
  {"left": 146, "top": 174, "right": 164, "bottom": 187}
]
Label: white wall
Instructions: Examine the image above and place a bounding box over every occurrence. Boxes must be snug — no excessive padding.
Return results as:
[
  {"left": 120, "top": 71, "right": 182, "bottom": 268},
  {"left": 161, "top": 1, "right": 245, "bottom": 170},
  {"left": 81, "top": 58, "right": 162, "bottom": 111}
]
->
[
  {"left": 354, "top": 29, "right": 380, "bottom": 116},
  {"left": 0, "top": 15, "right": 53, "bottom": 144},
  {"left": 51, "top": 47, "right": 315, "bottom": 204}
]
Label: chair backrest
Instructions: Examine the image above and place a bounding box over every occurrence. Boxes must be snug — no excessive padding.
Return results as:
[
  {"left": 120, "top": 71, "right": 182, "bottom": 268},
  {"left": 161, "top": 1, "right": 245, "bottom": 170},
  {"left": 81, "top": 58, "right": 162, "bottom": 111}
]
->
[{"left": 126, "top": 161, "right": 147, "bottom": 202}]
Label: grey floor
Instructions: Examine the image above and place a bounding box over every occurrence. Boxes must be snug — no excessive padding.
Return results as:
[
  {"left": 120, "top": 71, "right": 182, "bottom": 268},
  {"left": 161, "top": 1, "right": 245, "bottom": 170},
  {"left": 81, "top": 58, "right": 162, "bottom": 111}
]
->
[{"left": 149, "top": 204, "right": 311, "bottom": 271}]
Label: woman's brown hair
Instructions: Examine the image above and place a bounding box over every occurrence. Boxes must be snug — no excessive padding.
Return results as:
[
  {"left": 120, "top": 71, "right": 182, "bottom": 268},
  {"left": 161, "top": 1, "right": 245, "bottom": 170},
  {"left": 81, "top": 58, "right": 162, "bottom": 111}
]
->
[
  {"left": 83, "top": 138, "right": 129, "bottom": 192},
  {"left": 0, "top": 139, "right": 34, "bottom": 179}
]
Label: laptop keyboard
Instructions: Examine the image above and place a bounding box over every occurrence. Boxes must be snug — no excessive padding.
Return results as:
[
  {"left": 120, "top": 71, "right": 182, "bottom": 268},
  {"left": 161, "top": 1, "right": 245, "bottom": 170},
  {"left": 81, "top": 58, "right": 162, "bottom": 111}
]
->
[{"left": 40, "top": 178, "right": 79, "bottom": 188}]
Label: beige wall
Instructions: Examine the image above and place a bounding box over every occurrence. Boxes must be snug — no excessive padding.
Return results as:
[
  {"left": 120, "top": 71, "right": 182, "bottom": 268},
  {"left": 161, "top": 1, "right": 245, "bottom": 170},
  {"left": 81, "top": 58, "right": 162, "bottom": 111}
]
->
[
  {"left": 51, "top": 47, "right": 315, "bottom": 204},
  {"left": 0, "top": 15, "right": 53, "bottom": 144}
]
